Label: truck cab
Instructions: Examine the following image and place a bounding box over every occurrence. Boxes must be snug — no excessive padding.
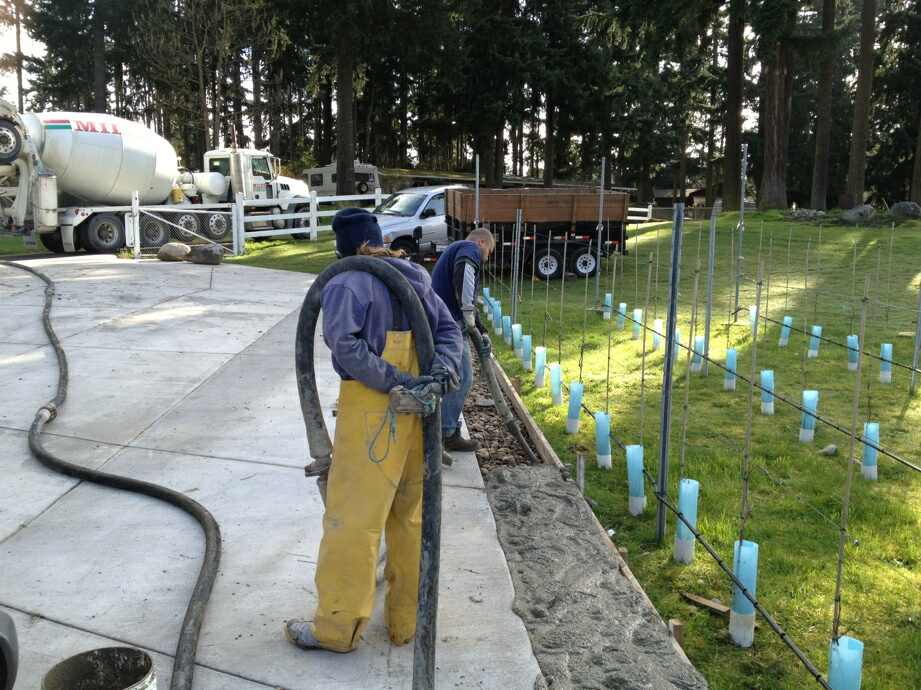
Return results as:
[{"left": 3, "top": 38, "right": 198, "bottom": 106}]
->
[{"left": 201, "top": 149, "right": 309, "bottom": 203}]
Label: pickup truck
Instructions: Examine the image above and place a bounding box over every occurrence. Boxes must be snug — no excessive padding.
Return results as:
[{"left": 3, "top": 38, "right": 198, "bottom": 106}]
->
[{"left": 376, "top": 184, "right": 466, "bottom": 256}]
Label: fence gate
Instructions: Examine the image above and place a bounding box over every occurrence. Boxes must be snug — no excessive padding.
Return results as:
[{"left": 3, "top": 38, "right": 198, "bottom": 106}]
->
[{"left": 128, "top": 192, "right": 236, "bottom": 258}]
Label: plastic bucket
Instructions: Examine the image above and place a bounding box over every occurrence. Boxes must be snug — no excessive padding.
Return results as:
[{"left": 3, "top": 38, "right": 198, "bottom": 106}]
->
[{"left": 43, "top": 647, "right": 156, "bottom": 690}]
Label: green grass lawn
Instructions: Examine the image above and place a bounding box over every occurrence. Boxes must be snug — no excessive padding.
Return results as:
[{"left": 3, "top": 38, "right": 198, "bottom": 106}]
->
[
  {"left": 226, "top": 235, "right": 338, "bottom": 273},
  {"left": 228, "top": 213, "right": 921, "bottom": 689},
  {"left": 493, "top": 211, "right": 921, "bottom": 690},
  {"left": 0, "top": 234, "right": 48, "bottom": 256}
]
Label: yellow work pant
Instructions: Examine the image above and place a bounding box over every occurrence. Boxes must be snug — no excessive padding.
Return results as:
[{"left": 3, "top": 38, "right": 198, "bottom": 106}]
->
[{"left": 312, "top": 330, "right": 424, "bottom": 651}]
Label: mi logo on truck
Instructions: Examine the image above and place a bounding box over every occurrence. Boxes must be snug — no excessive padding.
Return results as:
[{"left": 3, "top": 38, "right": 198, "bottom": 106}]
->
[{"left": 43, "top": 118, "right": 122, "bottom": 135}]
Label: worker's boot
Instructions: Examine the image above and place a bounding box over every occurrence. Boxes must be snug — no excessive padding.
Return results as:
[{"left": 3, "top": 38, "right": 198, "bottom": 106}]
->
[
  {"left": 284, "top": 619, "right": 353, "bottom": 653},
  {"left": 444, "top": 429, "right": 478, "bottom": 452}
]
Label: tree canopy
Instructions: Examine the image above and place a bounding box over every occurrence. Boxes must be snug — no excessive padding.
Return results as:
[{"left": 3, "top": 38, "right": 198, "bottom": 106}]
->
[{"left": 3, "top": 0, "right": 920, "bottom": 205}]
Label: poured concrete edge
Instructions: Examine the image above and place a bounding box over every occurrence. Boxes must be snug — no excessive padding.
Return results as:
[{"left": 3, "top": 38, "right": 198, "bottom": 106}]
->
[{"left": 490, "top": 355, "right": 699, "bottom": 670}]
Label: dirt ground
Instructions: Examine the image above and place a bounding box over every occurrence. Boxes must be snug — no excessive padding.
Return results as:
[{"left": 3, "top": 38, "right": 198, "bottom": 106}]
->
[{"left": 466, "top": 353, "right": 708, "bottom": 689}]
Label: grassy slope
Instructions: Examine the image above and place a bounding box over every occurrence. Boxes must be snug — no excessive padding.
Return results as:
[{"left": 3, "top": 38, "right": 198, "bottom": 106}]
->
[
  {"left": 226, "top": 236, "right": 338, "bottom": 274},
  {"left": 228, "top": 214, "right": 921, "bottom": 689},
  {"left": 0, "top": 235, "right": 48, "bottom": 256},
  {"left": 494, "top": 211, "right": 921, "bottom": 690}
]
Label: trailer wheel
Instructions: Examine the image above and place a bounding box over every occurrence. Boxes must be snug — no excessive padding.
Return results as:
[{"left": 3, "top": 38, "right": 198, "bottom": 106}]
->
[
  {"left": 82, "top": 213, "right": 125, "bottom": 253},
  {"left": 570, "top": 249, "right": 597, "bottom": 278},
  {"left": 0, "top": 120, "right": 22, "bottom": 164},
  {"left": 140, "top": 215, "right": 169, "bottom": 247},
  {"left": 38, "top": 231, "right": 66, "bottom": 254},
  {"left": 204, "top": 212, "right": 230, "bottom": 241},
  {"left": 535, "top": 248, "right": 564, "bottom": 281},
  {"left": 172, "top": 212, "right": 200, "bottom": 241}
]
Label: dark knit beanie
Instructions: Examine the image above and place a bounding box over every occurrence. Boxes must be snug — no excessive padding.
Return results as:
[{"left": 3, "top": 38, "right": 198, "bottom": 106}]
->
[{"left": 332, "top": 207, "right": 382, "bottom": 257}]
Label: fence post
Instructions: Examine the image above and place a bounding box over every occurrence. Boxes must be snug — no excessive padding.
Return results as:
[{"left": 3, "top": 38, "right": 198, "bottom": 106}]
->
[
  {"left": 911, "top": 281, "right": 921, "bottom": 394},
  {"left": 647, "top": 204, "right": 653, "bottom": 222},
  {"left": 595, "top": 156, "right": 605, "bottom": 304},
  {"left": 131, "top": 191, "right": 140, "bottom": 259},
  {"left": 231, "top": 195, "right": 241, "bottom": 256},
  {"left": 310, "top": 191, "right": 319, "bottom": 241},
  {"left": 235, "top": 192, "right": 246, "bottom": 254},
  {"left": 704, "top": 200, "right": 722, "bottom": 374},
  {"left": 733, "top": 143, "right": 748, "bottom": 321},
  {"left": 374, "top": 187, "right": 383, "bottom": 209},
  {"left": 656, "top": 203, "right": 685, "bottom": 545},
  {"left": 474, "top": 154, "right": 480, "bottom": 225}
]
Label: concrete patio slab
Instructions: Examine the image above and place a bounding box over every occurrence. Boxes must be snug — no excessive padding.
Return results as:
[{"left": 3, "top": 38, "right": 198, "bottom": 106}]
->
[
  {"left": 2, "top": 607, "right": 271, "bottom": 690},
  {"left": 0, "top": 255, "right": 542, "bottom": 690},
  {"left": 0, "top": 428, "right": 121, "bottom": 542}
]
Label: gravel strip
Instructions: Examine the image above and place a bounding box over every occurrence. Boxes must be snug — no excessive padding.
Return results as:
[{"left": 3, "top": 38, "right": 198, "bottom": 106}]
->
[{"left": 465, "top": 352, "right": 708, "bottom": 689}]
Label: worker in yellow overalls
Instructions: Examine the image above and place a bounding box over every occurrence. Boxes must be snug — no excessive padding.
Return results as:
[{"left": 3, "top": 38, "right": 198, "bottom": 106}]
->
[{"left": 286, "top": 208, "right": 462, "bottom": 652}]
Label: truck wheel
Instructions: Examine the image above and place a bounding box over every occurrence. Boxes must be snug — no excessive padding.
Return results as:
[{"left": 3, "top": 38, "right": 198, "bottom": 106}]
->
[
  {"left": 357, "top": 181, "right": 370, "bottom": 194},
  {"left": 0, "top": 120, "right": 22, "bottom": 164},
  {"left": 536, "top": 248, "right": 564, "bottom": 281},
  {"left": 570, "top": 249, "right": 597, "bottom": 278},
  {"left": 39, "top": 231, "right": 66, "bottom": 254},
  {"left": 82, "top": 213, "right": 125, "bottom": 253},
  {"left": 204, "top": 212, "right": 230, "bottom": 241},
  {"left": 172, "top": 212, "right": 200, "bottom": 241},
  {"left": 140, "top": 215, "right": 169, "bottom": 247},
  {"left": 290, "top": 205, "right": 310, "bottom": 240}
]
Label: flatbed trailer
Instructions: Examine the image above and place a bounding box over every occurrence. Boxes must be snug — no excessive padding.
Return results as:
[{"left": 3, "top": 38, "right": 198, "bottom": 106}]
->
[{"left": 445, "top": 187, "right": 629, "bottom": 280}]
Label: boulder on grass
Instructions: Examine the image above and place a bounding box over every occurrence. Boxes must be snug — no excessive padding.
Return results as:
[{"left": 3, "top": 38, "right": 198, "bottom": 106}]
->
[
  {"left": 891, "top": 201, "right": 921, "bottom": 220},
  {"left": 188, "top": 244, "right": 224, "bottom": 265},
  {"left": 841, "top": 204, "right": 875, "bottom": 225},
  {"left": 158, "top": 241, "right": 191, "bottom": 261}
]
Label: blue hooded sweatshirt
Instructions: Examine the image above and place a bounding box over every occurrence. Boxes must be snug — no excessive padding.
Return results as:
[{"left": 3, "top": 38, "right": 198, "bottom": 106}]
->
[
  {"left": 321, "top": 257, "right": 463, "bottom": 392},
  {"left": 431, "top": 240, "right": 482, "bottom": 322}
]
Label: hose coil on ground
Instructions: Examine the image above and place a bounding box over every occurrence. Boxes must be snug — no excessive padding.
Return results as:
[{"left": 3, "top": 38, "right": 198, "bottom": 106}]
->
[{"left": 1, "top": 261, "right": 221, "bottom": 690}]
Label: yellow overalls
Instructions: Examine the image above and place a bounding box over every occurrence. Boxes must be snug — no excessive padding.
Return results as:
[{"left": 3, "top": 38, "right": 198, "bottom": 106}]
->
[{"left": 312, "top": 329, "right": 424, "bottom": 651}]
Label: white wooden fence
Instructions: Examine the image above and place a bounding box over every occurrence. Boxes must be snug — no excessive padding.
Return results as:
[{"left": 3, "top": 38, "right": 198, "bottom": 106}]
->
[{"left": 627, "top": 204, "right": 654, "bottom": 223}]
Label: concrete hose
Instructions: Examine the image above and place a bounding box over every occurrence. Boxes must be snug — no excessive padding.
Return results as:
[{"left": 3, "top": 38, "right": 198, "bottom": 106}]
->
[
  {"left": 466, "top": 327, "right": 539, "bottom": 465},
  {"left": 293, "top": 255, "right": 443, "bottom": 690},
  {"left": 1, "top": 261, "right": 221, "bottom": 690}
]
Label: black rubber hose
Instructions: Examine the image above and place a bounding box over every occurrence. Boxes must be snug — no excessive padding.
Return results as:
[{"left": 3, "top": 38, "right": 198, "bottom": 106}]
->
[
  {"left": 0, "top": 261, "right": 221, "bottom": 690},
  {"left": 466, "top": 328, "right": 539, "bottom": 464},
  {"left": 293, "top": 255, "right": 442, "bottom": 690}
]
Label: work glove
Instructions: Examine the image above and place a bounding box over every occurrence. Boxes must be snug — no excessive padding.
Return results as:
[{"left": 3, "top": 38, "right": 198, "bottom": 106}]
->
[
  {"left": 389, "top": 380, "right": 441, "bottom": 416},
  {"left": 463, "top": 309, "right": 476, "bottom": 331},
  {"left": 430, "top": 362, "right": 460, "bottom": 393},
  {"left": 477, "top": 332, "right": 492, "bottom": 358}
]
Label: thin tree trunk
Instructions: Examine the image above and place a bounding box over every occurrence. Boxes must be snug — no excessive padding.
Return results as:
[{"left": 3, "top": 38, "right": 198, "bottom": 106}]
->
[
  {"left": 211, "top": 66, "right": 220, "bottom": 149},
  {"left": 543, "top": 95, "right": 555, "bottom": 187},
  {"left": 911, "top": 111, "right": 921, "bottom": 203},
  {"left": 232, "top": 53, "right": 245, "bottom": 146},
  {"left": 810, "top": 0, "right": 837, "bottom": 210},
  {"left": 14, "top": 0, "right": 24, "bottom": 112},
  {"left": 845, "top": 0, "right": 877, "bottom": 208},
  {"left": 723, "top": 0, "right": 744, "bottom": 208},
  {"left": 251, "top": 44, "right": 264, "bottom": 148},
  {"left": 494, "top": 124, "right": 505, "bottom": 185},
  {"left": 706, "top": 22, "right": 718, "bottom": 206},
  {"left": 93, "top": 0, "right": 106, "bottom": 112},
  {"left": 335, "top": 26, "right": 355, "bottom": 194},
  {"left": 678, "top": 118, "right": 689, "bottom": 202},
  {"left": 759, "top": 40, "right": 794, "bottom": 209}
]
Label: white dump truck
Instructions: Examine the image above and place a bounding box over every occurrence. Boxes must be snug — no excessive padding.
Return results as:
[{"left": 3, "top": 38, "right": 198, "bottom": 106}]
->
[{"left": 0, "top": 98, "right": 311, "bottom": 253}]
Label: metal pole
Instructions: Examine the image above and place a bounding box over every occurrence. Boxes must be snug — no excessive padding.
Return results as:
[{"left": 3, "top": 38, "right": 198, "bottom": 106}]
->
[
  {"left": 733, "top": 143, "right": 748, "bottom": 320},
  {"left": 911, "top": 280, "right": 921, "bottom": 395},
  {"left": 595, "top": 157, "right": 606, "bottom": 304},
  {"left": 474, "top": 154, "right": 480, "bottom": 225},
  {"left": 510, "top": 210, "right": 521, "bottom": 324},
  {"left": 640, "top": 254, "right": 653, "bottom": 444},
  {"left": 704, "top": 200, "right": 720, "bottom": 374},
  {"left": 655, "top": 204, "right": 685, "bottom": 545},
  {"left": 737, "top": 264, "right": 763, "bottom": 545}
]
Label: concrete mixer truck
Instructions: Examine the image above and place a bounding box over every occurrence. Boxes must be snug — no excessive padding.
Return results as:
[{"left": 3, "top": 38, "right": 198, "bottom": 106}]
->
[{"left": 0, "top": 98, "right": 311, "bottom": 253}]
